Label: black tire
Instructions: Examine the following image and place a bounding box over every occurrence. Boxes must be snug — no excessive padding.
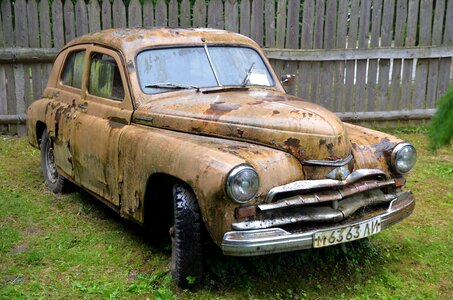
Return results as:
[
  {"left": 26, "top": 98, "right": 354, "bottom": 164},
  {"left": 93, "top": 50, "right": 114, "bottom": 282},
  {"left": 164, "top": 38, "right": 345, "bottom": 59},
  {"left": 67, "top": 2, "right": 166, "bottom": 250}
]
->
[
  {"left": 40, "top": 129, "right": 68, "bottom": 193},
  {"left": 170, "top": 183, "right": 203, "bottom": 288}
]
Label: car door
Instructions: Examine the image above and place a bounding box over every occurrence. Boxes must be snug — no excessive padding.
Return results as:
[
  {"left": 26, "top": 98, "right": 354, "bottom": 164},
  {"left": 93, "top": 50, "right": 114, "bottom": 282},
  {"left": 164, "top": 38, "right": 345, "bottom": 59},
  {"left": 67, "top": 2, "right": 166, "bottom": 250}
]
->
[
  {"left": 49, "top": 45, "right": 88, "bottom": 180},
  {"left": 72, "top": 45, "right": 133, "bottom": 207}
]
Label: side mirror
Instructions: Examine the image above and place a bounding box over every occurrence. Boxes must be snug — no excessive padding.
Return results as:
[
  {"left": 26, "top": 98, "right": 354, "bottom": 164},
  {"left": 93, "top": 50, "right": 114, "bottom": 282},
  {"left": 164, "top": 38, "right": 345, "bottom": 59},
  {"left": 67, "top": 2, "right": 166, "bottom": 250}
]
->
[{"left": 280, "top": 74, "right": 296, "bottom": 86}]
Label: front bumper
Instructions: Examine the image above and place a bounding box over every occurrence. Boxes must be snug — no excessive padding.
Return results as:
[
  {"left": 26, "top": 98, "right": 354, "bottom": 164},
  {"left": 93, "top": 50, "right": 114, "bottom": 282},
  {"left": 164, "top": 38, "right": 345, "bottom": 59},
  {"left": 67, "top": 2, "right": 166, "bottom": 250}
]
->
[{"left": 221, "top": 190, "right": 415, "bottom": 256}]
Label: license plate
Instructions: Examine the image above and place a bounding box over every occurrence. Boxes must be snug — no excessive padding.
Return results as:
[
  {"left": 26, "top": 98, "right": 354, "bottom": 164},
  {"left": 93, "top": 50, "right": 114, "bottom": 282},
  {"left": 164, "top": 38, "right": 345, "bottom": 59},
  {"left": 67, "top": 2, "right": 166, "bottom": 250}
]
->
[{"left": 313, "top": 217, "right": 381, "bottom": 248}]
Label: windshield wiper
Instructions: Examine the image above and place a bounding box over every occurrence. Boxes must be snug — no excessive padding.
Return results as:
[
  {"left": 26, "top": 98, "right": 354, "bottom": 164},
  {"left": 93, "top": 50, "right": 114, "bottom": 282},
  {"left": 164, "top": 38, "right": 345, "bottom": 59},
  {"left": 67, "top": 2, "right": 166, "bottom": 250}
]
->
[
  {"left": 241, "top": 63, "right": 256, "bottom": 87},
  {"left": 145, "top": 83, "right": 200, "bottom": 91}
]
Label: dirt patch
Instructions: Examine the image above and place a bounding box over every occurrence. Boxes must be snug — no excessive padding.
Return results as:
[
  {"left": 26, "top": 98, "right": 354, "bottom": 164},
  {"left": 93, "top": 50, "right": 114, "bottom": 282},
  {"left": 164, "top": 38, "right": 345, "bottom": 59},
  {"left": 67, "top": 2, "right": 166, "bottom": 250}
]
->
[{"left": 9, "top": 243, "right": 29, "bottom": 254}]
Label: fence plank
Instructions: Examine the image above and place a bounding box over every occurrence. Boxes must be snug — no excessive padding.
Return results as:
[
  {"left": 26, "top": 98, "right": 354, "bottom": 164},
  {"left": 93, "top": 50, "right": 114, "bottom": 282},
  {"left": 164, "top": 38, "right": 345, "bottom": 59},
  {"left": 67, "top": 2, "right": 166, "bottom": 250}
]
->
[
  {"left": 208, "top": 0, "right": 224, "bottom": 29},
  {"left": 284, "top": 0, "right": 300, "bottom": 95},
  {"left": 377, "top": 0, "right": 395, "bottom": 111},
  {"left": 333, "top": 0, "right": 348, "bottom": 111},
  {"left": 88, "top": 0, "right": 101, "bottom": 33},
  {"left": 225, "top": 0, "right": 239, "bottom": 32},
  {"left": 344, "top": 0, "right": 359, "bottom": 112},
  {"left": 101, "top": 0, "right": 112, "bottom": 29},
  {"left": 193, "top": 0, "right": 206, "bottom": 28},
  {"left": 0, "top": 10, "right": 6, "bottom": 132},
  {"left": 425, "top": 0, "right": 445, "bottom": 107},
  {"left": 401, "top": 0, "right": 419, "bottom": 109},
  {"left": 388, "top": 0, "right": 406, "bottom": 110},
  {"left": 319, "top": 0, "right": 337, "bottom": 109},
  {"left": 112, "top": 0, "right": 127, "bottom": 28},
  {"left": 273, "top": 0, "right": 286, "bottom": 77},
  {"left": 413, "top": 0, "right": 432, "bottom": 109},
  {"left": 310, "top": 0, "right": 325, "bottom": 102},
  {"left": 14, "top": 0, "right": 29, "bottom": 135},
  {"left": 52, "top": 0, "right": 64, "bottom": 48},
  {"left": 27, "top": 0, "right": 42, "bottom": 101},
  {"left": 180, "top": 0, "right": 191, "bottom": 28},
  {"left": 168, "top": 0, "right": 178, "bottom": 27},
  {"left": 437, "top": 0, "right": 452, "bottom": 97},
  {"left": 63, "top": 0, "right": 75, "bottom": 43},
  {"left": 143, "top": 0, "right": 154, "bottom": 27},
  {"left": 75, "top": 0, "right": 88, "bottom": 37},
  {"left": 1, "top": 0, "right": 16, "bottom": 133},
  {"left": 240, "top": 0, "right": 251, "bottom": 36},
  {"left": 264, "top": 0, "right": 275, "bottom": 47},
  {"left": 251, "top": 0, "right": 264, "bottom": 45},
  {"left": 39, "top": 0, "right": 52, "bottom": 90},
  {"left": 128, "top": 0, "right": 143, "bottom": 27},
  {"left": 155, "top": 0, "right": 168, "bottom": 26},
  {"left": 298, "top": 0, "right": 314, "bottom": 99},
  {"left": 366, "top": 0, "right": 383, "bottom": 112},
  {"left": 354, "top": 0, "right": 371, "bottom": 112}
]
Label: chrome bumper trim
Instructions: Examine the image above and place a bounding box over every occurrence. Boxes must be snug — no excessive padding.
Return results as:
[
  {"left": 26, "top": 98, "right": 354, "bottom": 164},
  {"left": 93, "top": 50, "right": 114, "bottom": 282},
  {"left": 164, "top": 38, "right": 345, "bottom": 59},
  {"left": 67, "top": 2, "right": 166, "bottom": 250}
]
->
[{"left": 222, "top": 190, "right": 414, "bottom": 256}]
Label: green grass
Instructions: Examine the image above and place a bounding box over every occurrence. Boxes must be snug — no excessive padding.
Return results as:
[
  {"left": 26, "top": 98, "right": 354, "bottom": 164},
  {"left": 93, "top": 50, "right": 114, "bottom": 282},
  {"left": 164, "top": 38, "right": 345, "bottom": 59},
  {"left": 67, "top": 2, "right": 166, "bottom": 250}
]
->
[{"left": 0, "top": 131, "right": 452, "bottom": 299}]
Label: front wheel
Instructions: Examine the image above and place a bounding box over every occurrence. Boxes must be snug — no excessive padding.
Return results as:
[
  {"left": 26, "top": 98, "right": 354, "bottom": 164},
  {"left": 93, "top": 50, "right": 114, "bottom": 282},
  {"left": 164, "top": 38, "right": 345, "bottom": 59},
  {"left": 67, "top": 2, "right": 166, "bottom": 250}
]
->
[
  {"left": 40, "top": 130, "right": 68, "bottom": 193},
  {"left": 170, "top": 183, "right": 203, "bottom": 287}
]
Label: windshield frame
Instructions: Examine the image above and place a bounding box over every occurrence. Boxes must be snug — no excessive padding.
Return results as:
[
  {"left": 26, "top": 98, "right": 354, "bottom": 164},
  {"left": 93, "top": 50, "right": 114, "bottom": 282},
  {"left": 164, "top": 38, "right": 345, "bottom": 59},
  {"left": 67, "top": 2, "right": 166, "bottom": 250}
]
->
[{"left": 134, "top": 44, "right": 277, "bottom": 95}]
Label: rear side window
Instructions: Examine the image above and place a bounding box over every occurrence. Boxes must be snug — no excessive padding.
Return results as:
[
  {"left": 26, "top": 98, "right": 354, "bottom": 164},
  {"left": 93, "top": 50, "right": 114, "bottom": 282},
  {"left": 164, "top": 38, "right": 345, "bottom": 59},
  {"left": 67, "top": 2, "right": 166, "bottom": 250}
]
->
[
  {"left": 60, "top": 50, "right": 86, "bottom": 89},
  {"left": 88, "top": 52, "right": 124, "bottom": 101}
]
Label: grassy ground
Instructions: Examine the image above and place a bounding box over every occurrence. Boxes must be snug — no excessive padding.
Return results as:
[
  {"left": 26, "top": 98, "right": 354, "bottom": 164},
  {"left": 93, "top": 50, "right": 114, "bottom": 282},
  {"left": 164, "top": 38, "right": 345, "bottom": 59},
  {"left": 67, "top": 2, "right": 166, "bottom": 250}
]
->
[{"left": 0, "top": 129, "right": 451, "bottom": 299}]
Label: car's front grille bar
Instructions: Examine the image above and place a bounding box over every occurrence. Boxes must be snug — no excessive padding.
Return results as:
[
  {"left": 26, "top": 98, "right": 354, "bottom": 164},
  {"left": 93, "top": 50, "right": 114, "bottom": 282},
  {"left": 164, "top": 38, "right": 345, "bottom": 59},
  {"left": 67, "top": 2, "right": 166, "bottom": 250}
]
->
[
  {"left": 265, "top": 169, "right": 387, "bottom": 203},
  {"left": 259, "top": 179, "right": 395, "bottom": 211}
]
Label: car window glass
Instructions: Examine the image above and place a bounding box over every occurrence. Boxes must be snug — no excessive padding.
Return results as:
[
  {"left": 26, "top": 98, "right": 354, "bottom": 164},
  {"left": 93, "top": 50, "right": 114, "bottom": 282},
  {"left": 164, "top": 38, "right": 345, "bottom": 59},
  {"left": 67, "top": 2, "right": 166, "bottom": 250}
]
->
[
  {"left": 136, "top": 47, "right": 218, "bottom": 94},
  {"left": 88, "top": 52, "right": 125, "bottom": 101},
  {"left": 61, "top": 50, "right": 86, "bottom": 89},
  {"left": 208, "top": 47, "right": 274, "bottom": 87}
]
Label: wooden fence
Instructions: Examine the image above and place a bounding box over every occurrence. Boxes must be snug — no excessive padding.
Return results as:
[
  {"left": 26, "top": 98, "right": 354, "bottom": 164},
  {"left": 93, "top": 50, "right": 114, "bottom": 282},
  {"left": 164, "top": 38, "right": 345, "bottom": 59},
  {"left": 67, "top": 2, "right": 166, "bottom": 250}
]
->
[{"left": 0, "top": 0, "right": 452, "bottom": 134}]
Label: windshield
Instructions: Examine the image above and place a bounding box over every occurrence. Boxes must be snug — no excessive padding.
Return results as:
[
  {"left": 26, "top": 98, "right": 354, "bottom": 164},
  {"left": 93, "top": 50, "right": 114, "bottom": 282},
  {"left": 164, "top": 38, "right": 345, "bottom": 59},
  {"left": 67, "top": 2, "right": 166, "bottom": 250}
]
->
[{"left": 136, "top": 46, "right": 274, "bottom": 94}]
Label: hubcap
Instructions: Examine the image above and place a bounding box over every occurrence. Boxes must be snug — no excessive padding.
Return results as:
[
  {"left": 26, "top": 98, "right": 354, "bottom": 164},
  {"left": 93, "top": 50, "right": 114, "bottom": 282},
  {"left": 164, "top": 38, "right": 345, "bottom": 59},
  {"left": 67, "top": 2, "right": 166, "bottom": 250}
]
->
[{"left": 46, "top": 144, "right": 58, "bottom": 184}]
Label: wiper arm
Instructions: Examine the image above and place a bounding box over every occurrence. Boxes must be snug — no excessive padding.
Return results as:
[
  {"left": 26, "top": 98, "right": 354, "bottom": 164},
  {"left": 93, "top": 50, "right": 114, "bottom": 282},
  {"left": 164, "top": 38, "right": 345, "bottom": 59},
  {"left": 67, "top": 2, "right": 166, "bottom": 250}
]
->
[
  {"left": 145, "top": 83, "right": 199, "bottom": 91},
  {"left": 241, "top": 63, "right": 256, "bottom": 87}
]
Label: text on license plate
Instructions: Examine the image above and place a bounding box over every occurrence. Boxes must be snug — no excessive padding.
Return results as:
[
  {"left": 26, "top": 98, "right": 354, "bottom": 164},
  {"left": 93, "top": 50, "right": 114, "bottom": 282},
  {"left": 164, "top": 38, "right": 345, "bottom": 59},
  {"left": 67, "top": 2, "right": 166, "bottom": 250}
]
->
[{"left": 313, "top": 217, "right": 381, "bottom": 248}]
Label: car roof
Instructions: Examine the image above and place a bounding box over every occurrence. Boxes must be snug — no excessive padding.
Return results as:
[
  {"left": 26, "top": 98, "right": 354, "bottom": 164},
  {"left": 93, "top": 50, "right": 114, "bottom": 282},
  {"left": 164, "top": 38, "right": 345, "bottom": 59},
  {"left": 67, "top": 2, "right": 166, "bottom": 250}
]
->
[{"left": 66, "top": 27, "right": 259, "bottom": 58}]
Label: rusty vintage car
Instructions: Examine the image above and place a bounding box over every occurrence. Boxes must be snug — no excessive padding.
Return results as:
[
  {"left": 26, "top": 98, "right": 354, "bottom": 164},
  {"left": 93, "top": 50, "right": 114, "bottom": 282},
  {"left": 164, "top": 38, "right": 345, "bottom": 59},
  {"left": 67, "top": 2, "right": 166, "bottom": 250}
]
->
[{"left": 26, "top": 28, "right": 416, "bottom": 287}]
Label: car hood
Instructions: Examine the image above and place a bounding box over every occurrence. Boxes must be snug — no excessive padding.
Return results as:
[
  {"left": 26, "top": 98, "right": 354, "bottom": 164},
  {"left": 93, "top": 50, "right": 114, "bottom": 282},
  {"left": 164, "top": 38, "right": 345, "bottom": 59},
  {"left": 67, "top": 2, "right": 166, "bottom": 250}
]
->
[{"left": 133, "top": 89, "right": 351, "bottom": 162}]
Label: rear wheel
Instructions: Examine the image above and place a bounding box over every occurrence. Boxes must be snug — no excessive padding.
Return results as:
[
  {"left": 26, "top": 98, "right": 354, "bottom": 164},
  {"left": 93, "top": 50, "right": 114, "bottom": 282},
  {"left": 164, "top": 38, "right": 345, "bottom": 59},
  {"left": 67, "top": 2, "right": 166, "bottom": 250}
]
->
[
  {"left": 170, "top": 183, "right": 203, "bottom": 287},
  {"left": 40, "top": 130, "right": 68, "bottom": 193}
]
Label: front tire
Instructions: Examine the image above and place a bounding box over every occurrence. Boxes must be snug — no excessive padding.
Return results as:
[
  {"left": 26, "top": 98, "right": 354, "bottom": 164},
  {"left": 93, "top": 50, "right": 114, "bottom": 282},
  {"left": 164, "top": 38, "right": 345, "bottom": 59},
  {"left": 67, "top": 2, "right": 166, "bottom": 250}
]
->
[
  {"left": 170, "top": 183, "right": 203, "bottom": 287},
  {"left": 40, "top": 129, "right": 68, "bottom": 193}
]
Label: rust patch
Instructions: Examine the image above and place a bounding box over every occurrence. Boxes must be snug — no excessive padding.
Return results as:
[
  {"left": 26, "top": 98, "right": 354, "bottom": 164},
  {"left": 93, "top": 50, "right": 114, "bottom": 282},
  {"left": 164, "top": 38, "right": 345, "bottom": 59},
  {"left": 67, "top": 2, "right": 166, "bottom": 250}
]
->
[
  {"left": 272, "top": 110, "right": 280, "bottom": 115},
  {"left": 326, "top": 143, "right": 335, "bottom": 156},
  {"left": 191, "top": 127, "right": 202, "bottom": 133},
  {"left": 372, "top": 137, "right": 397, "bottom": 159},
  {"left": 237, "top": 128, "right": 244, "bottom": 138},
  {"left": 284, "top": 137, "right": 300, "bottom": 148},
  {"left": 319, "top": 139, "right": 326, "bottom": 146}
]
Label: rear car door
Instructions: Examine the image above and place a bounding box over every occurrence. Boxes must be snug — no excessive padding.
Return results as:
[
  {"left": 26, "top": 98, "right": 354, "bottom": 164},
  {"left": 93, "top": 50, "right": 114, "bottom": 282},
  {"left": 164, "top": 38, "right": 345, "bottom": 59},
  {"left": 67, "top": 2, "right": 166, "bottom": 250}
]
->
[{"left": 72, "top": 45, "right": 133, "bottom": 207}]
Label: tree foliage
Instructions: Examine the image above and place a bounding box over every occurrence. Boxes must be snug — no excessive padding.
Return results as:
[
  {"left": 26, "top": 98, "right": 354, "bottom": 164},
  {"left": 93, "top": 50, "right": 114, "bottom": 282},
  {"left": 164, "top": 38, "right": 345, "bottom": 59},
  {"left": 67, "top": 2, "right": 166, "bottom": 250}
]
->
[{"left": 429, "top": 84, "right": 453, "bottom": 151}]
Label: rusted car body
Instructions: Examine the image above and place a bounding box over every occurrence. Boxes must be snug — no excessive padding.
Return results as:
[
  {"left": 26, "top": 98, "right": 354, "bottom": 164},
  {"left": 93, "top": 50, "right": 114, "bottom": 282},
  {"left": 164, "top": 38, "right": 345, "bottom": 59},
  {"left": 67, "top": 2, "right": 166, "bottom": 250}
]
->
[{"left": 26, "top": 28, "right": 416, "bottom": 286}]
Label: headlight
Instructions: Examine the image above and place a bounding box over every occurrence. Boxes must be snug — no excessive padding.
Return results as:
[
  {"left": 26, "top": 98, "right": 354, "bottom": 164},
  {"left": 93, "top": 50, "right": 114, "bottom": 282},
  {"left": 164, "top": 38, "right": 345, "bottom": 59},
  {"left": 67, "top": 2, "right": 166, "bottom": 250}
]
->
[
  {"left": 391, "top": 143, "right": 417, "bottom": 174},
  {"left": 226, "top": 165, "right": 260, "bottom": 203}
]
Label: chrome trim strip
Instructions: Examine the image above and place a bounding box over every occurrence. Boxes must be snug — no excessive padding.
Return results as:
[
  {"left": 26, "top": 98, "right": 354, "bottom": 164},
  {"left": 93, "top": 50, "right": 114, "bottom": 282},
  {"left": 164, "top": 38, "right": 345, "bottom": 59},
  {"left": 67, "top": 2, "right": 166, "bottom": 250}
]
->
[
  {"left": 265, "top": 169, "right": 387, "bottom": 203},
  {"left": 302, "top": 154, "right": 353, "bottom": 166},
  {"left": 222, "top": 191, "right": 414, "bottom": 256}
]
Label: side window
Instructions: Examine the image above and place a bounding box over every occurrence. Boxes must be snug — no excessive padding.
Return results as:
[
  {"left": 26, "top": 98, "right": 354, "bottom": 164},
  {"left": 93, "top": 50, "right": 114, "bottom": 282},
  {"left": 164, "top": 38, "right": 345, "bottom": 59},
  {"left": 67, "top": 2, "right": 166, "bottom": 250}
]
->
[
  {"left": 60, "top": 50, "right": 86, "bottom": 89},
  {"left": 88, "top": 52, "right": 125, "bottom": 101}
]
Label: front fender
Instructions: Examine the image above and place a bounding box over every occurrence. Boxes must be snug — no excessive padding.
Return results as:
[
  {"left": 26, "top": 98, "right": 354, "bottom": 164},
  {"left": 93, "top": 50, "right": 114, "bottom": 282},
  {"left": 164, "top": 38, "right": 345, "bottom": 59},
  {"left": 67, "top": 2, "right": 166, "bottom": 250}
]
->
[
  {"left": 118, "top": 124, "right": 303, "bottom": 244},
  {"left": 345, "top": 123, "right": 403, "bottom": 176}
]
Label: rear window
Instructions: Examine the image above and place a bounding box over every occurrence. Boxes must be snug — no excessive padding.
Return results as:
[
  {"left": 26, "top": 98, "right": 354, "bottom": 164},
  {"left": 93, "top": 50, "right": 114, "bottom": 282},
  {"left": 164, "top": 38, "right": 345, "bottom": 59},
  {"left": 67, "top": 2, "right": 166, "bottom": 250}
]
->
[{"left": 60, "top": 50, "right": 86, "bottom": 89}]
